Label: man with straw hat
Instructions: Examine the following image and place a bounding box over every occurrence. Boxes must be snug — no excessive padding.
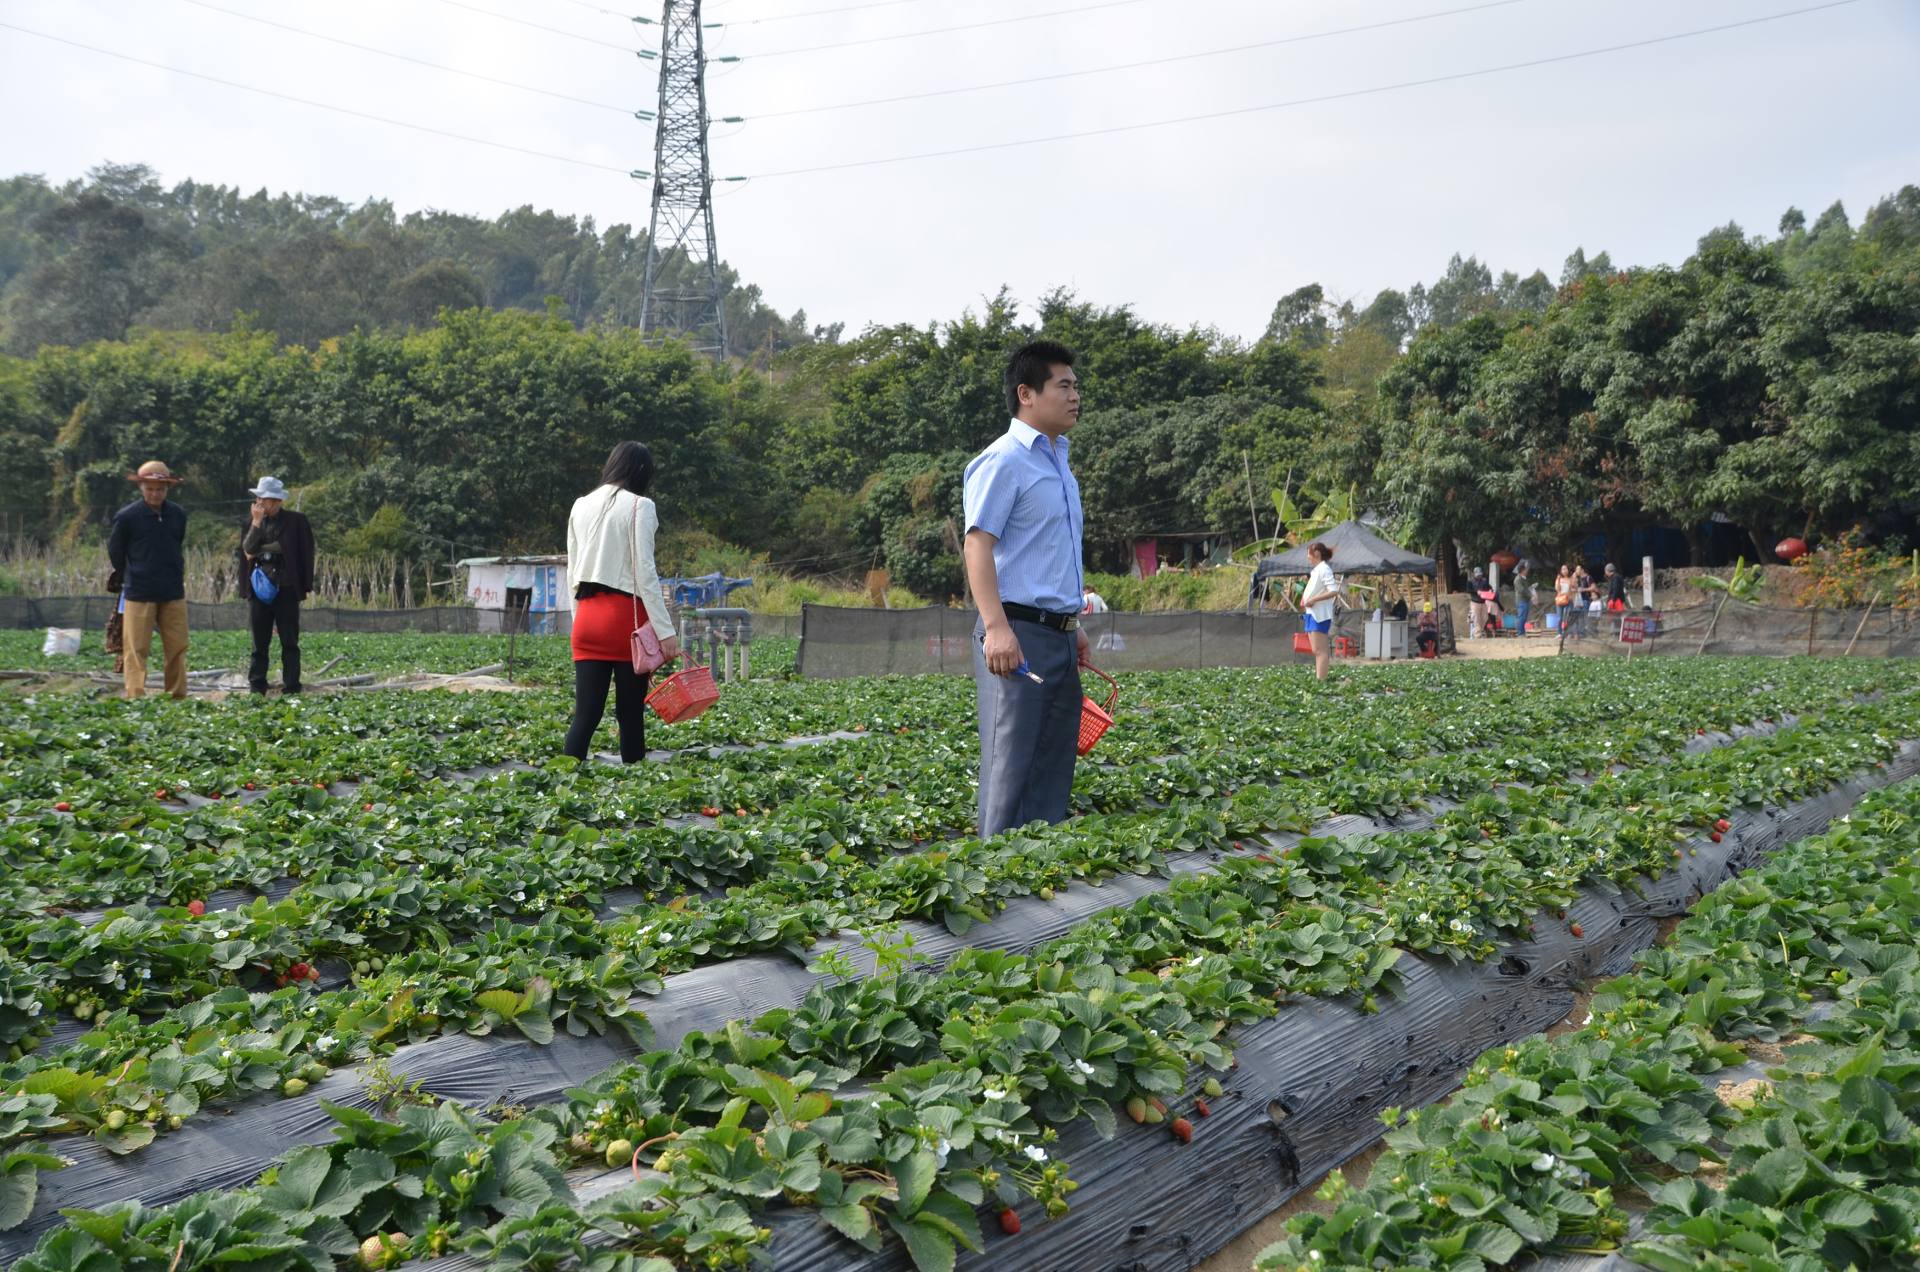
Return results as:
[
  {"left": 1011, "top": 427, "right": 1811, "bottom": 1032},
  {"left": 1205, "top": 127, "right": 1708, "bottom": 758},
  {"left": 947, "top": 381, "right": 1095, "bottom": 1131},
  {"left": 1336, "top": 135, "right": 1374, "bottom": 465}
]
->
[{"left": 108, "top": 460, "right": 190, "bottom": 700}]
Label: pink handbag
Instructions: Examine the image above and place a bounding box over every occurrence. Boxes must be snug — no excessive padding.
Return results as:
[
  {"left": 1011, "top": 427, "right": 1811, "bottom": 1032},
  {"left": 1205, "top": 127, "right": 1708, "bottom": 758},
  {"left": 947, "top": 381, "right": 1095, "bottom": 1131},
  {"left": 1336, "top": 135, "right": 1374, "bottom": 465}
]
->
[{"left": 628, "top": 498, "right": 668, "bottom": 675}]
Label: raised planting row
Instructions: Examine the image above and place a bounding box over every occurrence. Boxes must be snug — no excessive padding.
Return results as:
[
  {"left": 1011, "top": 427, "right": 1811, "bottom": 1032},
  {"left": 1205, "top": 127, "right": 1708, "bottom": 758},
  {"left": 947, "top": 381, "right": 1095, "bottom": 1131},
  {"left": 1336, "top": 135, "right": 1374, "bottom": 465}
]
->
[
  {"left": 5, "top": 674, "right": 1920, "bottom": 1266},
  {"left": 1256, "top": 776, "right": 1920, "bottom": 1272},
  {"left": 0, "top": 664, "right": 1899, "bottom": 1180}
]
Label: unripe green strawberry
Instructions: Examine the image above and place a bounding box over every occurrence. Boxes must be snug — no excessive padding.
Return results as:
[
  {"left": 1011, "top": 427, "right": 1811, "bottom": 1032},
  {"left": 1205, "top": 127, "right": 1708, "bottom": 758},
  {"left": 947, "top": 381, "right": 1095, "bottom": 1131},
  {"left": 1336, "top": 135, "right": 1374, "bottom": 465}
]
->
[
  {"left": 104, "top": 1109, "right": 127, "bottom": 1131},
  {"left": 1125, "top": 1096, "right": 1147, "bottom": 1124},
  {"left": 1202, "top": 1078, "right": 1223, "bottom": 1098},
  {"left": 283, "top": 1077, "right": 308, "bottom": 1097},
  {"left": 605, "top": 1138, "right": 635, "bottom": 1168}
]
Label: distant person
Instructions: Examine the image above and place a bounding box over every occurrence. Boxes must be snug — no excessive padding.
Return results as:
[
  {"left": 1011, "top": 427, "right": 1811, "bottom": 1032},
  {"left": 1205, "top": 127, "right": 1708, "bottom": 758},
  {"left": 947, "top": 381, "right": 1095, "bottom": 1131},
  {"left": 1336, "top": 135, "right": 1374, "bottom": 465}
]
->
[
  {"left": 1483, "top": 585, "right": 1505, "bottom": 635},
  {"left": 1416, "top": 601, "right": 1439, "bottom": 656},
  {"left": 1081, "top": 583, "right": 1109, "bottom": 614},
  {"left": 563, "top": 441, "right": 681, "bottom": 764},
  {"left": 1605, "top": 562, "right": 1628, "bottom": 613},
  {"left": 1573, "top": 565, "right": 1597, "bottom": 635},
  {"left": 108, "top": 460, "right": 190, "bottom": 701},
  {"left": 1554, "top": 564, "right": 1575, "bottom": 634},
  {"left": 1513, "top": 559, "right": 1535, "bottom": 631},
  {"left": 237, "top": 477, "right": 315, "bottom": 696},
  {"left": 1299, "top": 541, "right": 1339, "bottom": 681},
  {"left": 1467, "top": 567, "right": 1491, "bottom": 638},
  {"left": 964, "top": 339, "right": 1089, "bottom": 839}
]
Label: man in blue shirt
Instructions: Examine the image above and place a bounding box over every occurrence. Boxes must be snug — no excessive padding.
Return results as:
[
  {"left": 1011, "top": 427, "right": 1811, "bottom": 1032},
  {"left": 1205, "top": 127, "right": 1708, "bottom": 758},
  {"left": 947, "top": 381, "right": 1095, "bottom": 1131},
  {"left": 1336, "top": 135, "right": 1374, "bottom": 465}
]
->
[{"left": 963, "top": 340, "right": 1090, "bottom": 838}]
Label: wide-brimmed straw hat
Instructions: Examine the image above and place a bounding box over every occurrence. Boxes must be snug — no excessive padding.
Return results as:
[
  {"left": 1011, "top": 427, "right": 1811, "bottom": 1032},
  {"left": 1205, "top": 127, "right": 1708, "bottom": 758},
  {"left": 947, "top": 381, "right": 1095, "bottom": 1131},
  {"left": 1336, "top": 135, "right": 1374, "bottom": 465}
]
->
[{"left": 126, "top": 460, "right": 184, "bottom": 485}]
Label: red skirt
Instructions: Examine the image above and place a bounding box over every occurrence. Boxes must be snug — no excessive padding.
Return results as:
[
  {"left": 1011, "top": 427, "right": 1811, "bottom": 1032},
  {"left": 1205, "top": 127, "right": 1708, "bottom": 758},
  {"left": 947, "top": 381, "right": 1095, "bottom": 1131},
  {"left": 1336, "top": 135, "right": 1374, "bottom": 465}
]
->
[{"left": 572, "top": 591, "right": 649, "bottom": 663}]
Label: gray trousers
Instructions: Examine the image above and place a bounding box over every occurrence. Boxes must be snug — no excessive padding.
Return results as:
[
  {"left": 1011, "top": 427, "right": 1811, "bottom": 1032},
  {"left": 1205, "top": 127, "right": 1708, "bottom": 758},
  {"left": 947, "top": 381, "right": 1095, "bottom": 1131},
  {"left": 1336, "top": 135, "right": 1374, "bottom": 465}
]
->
[{"left": 974, "top": 618, "right": 1081, "bottom": 839}]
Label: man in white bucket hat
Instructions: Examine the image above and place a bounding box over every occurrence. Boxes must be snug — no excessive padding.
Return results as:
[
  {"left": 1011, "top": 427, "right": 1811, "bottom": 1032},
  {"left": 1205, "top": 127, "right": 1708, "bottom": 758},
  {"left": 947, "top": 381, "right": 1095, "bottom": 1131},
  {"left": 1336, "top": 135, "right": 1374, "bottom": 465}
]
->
[{"left": 238, "top": 476, "right": 315, "bottom": 694}]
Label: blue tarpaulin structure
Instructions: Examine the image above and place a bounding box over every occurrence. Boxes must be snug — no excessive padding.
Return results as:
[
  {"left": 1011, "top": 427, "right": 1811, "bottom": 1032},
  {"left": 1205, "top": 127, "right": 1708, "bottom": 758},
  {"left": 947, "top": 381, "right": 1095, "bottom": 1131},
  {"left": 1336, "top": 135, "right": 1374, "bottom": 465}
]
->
[{"left": 664, "top": 573, "right": 754, "bottom": 608}]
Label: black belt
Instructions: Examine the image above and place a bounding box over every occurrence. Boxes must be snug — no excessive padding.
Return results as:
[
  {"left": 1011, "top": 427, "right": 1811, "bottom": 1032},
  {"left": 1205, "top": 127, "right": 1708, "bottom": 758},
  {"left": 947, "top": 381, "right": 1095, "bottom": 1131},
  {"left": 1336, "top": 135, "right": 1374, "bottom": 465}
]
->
[{"left": 1001, "top": 601, "right": 1078, "bottom": 632}]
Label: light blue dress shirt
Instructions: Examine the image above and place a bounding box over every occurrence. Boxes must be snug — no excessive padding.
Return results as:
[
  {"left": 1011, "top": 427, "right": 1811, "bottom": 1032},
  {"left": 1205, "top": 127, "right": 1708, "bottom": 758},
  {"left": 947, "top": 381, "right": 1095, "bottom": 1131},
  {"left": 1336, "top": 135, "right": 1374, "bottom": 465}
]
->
[{"left": 963, "top": 418, "right": 1084, "bottom": 614}]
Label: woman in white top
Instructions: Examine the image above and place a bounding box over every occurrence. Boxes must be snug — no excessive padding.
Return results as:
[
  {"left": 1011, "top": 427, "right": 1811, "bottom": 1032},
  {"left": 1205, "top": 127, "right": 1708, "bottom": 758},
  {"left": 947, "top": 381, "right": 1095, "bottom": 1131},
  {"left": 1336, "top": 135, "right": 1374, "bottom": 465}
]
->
[
  {"left": 1299, "top": 541, "right": 1339, "bottom": 681},
  {"left": 563, "top": 442, "right": 681, "bottom": 763}
]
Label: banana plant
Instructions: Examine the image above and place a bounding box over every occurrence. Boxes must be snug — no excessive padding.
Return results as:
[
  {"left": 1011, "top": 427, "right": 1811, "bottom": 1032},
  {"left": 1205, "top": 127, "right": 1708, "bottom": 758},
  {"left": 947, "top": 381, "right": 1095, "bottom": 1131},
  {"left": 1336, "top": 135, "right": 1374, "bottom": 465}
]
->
[{"left": 1692, "top": 557, "right": 1765, "bottom": 603}]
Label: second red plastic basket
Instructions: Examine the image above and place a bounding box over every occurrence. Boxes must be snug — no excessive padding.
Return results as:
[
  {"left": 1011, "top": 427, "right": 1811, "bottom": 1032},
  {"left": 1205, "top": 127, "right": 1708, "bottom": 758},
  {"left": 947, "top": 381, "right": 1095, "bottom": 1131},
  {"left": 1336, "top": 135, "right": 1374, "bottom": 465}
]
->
[
  {"left": 646, "top": 663, "right": 720, "bottom": 723},
  {"left": 1077, "top": 665, "right": 1118, "bottom": 756}
]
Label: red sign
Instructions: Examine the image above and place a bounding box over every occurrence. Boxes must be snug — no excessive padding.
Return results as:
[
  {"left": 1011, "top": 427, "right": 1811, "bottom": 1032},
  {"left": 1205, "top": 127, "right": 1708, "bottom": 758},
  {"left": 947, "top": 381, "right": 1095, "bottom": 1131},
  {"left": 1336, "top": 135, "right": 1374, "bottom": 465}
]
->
[{"left": 1619, "top": 615, "right": 1647, "bottom": 644}]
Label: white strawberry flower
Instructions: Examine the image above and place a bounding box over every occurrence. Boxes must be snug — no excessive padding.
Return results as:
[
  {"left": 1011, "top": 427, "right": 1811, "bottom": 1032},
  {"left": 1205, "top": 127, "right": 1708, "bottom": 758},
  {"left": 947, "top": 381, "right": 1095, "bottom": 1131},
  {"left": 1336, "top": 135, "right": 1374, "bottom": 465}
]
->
[
  {"left": 1023, "top": 1144, "right": 1047, "bottom": 1163},
  {"left": 983, "top": 1087, "right": 1006, "bottom": 1100}
]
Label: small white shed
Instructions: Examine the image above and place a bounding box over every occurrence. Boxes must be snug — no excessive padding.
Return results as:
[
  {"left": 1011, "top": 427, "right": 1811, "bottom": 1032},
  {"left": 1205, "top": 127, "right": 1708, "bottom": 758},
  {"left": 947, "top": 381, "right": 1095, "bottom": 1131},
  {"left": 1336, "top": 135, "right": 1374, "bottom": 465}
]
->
[{"left": 458, "top": 555, "right": 570, "bottom": 633}]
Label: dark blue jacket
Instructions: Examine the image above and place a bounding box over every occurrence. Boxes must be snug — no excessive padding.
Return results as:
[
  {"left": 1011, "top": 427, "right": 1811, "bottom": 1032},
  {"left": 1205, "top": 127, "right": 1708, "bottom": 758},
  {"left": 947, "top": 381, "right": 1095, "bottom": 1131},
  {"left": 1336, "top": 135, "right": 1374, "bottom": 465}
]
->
[{"left": 107, "top": 499, "right": 188, "bottom": 603}]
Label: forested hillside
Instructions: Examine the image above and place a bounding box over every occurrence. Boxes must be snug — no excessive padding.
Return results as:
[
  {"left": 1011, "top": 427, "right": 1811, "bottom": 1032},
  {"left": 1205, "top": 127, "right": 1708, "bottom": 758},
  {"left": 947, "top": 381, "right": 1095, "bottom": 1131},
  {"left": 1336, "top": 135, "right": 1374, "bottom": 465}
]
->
[{"left": 1, "top": 163, "right": 1915, "bottom": 596}]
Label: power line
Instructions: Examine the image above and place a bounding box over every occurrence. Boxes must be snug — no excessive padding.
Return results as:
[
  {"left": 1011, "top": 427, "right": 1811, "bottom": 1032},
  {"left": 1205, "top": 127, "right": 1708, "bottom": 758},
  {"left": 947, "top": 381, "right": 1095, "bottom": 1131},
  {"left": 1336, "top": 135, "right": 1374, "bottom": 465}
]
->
[
  {"left": 176, "top": 0, "right": 631, "bottom": 114},
  {"left": 427, "top": 0, "right": 637, "bottom": 51},
  {"left": 744, "top": 0, "right": 1866, "bottom": 179},
  {"left": 0, "top": 21, "right": 634, "bottom": 175},
  {"left": 717, "top": 0, "right": 965, "bottom": 26},
  {"left": 742, "top": 0, "right": 1160, "bottom": 60},
  {"left": 748, "top": 0, "right": 1533, "bottom": 120}
]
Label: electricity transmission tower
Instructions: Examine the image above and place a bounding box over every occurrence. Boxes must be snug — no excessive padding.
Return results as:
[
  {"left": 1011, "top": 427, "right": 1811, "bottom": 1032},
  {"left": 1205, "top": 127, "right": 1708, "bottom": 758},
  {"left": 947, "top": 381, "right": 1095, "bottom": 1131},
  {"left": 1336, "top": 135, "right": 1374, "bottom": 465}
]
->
[{"left": 636, "top": 0, "right": 728, "bottom": 356}]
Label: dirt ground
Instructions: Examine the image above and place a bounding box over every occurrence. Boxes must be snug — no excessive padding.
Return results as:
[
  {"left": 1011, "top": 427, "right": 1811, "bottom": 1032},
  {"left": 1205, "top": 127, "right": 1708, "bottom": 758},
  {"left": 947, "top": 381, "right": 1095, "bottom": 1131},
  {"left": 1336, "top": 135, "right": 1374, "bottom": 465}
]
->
[
  {"left": 1193, "top": 1141, "right": 1390, "bottom": 1272},
  {"left": 1191, "top": 989, "right": 1599, "bottom": 1271}
]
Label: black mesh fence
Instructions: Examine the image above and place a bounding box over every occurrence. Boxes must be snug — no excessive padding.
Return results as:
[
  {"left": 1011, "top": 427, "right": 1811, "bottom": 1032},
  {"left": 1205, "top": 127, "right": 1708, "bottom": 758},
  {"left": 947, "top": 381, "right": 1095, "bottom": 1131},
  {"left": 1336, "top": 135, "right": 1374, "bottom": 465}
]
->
[
  {"left": 1, "top": 596, "right": 803, "bottom": 639},
  {"left": 1558, "top": 601, "right": 1920, "bottom": 658},
  {"left": 795, "top": 604, "right": 1456, "bottom": 678}
]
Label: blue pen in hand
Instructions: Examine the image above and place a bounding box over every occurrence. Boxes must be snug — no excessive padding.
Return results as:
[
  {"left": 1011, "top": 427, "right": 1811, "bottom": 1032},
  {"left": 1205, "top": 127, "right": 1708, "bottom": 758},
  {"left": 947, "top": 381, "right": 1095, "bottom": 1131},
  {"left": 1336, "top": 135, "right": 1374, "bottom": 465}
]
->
[{"left": 1015, "top": 660, "right": 1044, "bottom": 684}]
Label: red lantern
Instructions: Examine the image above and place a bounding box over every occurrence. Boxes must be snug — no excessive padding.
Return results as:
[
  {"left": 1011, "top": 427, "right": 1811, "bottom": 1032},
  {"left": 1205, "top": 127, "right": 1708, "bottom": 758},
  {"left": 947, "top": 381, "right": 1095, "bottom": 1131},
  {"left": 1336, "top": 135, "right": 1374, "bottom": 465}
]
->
[
  {"left": 1775, "top": 537, "right": 1809, "bottom": 563},
  {"left": 1490, "top": 551, "right": 1519, "bottom": 571}
]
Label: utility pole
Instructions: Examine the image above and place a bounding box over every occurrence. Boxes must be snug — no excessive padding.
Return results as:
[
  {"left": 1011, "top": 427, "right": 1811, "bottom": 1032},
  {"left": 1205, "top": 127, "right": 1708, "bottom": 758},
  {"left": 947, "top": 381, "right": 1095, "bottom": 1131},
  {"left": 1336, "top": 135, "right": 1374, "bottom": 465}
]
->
[{"left": 636, "top": 0, "right": 729, "bottom": 356}]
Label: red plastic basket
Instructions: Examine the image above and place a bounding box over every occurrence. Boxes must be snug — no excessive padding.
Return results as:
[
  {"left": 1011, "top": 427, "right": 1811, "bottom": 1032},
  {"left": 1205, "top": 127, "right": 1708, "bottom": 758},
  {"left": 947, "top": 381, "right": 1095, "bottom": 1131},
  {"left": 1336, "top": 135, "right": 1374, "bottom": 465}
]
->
[
  {"left": 1292, "top": 632, "right": 1313, "bottom": 655},
  {"left": 646, "top": 663, "right": 720, "bottom": 724},
  {"left": 1334, "top": 635, "right": 1358, "bottom": 658},
  {"left": 1077, "top": 665, "right": 1119, "bottom": 757}
]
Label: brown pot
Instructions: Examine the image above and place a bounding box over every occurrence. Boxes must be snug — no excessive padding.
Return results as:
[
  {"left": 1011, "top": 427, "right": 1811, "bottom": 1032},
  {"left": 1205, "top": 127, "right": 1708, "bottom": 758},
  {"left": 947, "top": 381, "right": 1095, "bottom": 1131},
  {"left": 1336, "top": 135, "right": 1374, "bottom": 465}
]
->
[
  {"left": 1775, "top": 537, "right": 1809, "bottom": 563},
  {"left": 1490, "top": 551, "right": 1520, "bottom": 571}
]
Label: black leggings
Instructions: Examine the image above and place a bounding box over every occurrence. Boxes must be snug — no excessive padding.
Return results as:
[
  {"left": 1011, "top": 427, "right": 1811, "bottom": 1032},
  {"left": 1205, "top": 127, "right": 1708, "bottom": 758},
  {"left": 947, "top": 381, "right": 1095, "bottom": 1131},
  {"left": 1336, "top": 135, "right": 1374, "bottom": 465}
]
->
[{"left": 563, "top": 659, "right": 651, "bottom": 764}]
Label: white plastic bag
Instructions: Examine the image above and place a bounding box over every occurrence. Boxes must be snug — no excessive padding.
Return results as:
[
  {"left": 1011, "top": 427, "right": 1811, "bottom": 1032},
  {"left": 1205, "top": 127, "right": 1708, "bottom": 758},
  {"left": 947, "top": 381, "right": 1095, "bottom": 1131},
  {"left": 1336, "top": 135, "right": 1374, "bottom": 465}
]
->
[{"left": 42, "top": 627, "right": 81, "bottom": 657}]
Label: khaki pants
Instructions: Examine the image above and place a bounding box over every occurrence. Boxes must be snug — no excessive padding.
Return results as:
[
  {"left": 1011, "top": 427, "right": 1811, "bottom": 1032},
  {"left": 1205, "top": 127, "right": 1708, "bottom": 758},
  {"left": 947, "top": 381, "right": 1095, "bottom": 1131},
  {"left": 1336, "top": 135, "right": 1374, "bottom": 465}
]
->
[{"left": 123, "top": 600, "right": 189, "bottom": 699}]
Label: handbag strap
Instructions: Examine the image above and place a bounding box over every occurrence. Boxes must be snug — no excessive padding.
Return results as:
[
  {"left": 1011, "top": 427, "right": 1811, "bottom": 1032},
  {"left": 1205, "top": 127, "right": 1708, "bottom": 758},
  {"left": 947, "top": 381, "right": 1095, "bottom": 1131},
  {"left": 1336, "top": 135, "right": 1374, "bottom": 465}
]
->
[{"left": 629, "top": 494, "right": 643, "bottom": 634}]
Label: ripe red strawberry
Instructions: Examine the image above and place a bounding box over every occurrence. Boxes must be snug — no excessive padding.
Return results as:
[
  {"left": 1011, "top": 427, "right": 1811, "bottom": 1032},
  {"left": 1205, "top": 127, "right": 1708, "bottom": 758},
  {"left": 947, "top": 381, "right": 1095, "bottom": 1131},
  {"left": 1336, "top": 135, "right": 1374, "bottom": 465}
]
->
[
  {"left": 187, "top": 900, "right": 206, "bottom": 916},
  {"left": 275, "top": 974, "right": 289, "bottom": 988},
  {"left": 1569, "top": 923, "right": 1585, "bottom": 939},
  {"left": 701, "top": 806, "right": 720, "bottom": 818},
  {"left": 1193, "top": 1097, "right": 1211, "bottom": 1118},
  {"left": 1714, "top": 818, "right": 1731, "bottom": 832},
  {"left": 998, "top": 1208, "right": 1021, "bottom": 1236},
  {"left": 244, "top": 782, "right": 255, "bottom": 791},
  {"left": 53, "top": 802, "right": 71, "bottom": 812},
  {"left": 155, "top": 789, "right": 169, "bottom": 799},
  {"left": 363, "top": 803, "right": 374, "bottom": 812},
  {"left": 1170, "top": 1116, "right": 1193, "bottom": 1143},
  {"left": 288, "top": 962, "right": 311, "bottom": 980},
  {"left": 1710, "top": 831, "right": 1723, "bottom": 843},
  {"left": 209, "top": 791, "right": 222, "bottom": 800},
  {"left": 315, "top": 782, "right": 326, "bottom": 790}
]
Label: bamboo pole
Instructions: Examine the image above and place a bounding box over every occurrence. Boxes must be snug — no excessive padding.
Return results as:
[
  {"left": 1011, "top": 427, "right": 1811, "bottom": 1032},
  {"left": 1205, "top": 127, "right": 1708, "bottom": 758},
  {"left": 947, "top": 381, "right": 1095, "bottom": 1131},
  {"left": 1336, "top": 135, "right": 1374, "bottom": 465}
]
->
[
  {"left": 1843, "top": 594, "right": 1879, "bottom": 657},
  {"left": 1694, "top": 594, "right": 1730, "bottom": 656}
]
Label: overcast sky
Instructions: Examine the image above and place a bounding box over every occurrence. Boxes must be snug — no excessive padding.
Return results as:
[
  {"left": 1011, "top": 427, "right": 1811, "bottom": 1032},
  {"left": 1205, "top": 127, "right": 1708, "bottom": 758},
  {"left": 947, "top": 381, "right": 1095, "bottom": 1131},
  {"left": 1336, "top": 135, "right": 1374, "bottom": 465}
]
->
[{"left": 3, "top": 0, "right": 1917, "bottom": 341}]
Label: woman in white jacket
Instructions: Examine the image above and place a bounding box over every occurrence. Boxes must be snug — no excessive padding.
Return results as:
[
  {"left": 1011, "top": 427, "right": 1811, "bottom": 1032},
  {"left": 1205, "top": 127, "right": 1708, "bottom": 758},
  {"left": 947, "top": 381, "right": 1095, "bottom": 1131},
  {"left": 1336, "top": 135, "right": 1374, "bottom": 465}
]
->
[{"left": 563, "top": 442, "right": 681, "bottom": 762}]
